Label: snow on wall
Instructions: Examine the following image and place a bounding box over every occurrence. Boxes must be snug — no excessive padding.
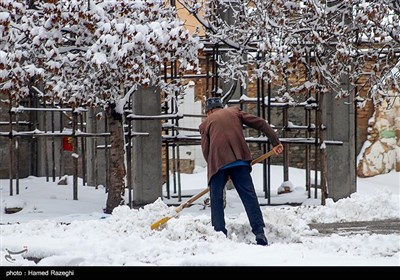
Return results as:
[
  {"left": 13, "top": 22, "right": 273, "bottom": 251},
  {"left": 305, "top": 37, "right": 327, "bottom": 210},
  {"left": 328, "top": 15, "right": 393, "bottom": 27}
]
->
[{"left": 357, "top": 95, "right": 400, "bottom": 177}]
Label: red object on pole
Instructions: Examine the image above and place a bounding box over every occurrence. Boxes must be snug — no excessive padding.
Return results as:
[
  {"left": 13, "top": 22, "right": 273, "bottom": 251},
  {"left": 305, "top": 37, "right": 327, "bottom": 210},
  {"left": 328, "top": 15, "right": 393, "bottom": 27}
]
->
[{"left": 63, "top": 136, "right": 73, "bottom": 151}]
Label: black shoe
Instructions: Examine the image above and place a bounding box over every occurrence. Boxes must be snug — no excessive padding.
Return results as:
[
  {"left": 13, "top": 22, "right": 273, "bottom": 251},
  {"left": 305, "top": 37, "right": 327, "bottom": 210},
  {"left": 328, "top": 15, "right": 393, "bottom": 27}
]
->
[{"left": 255, "top": 233, "right": 268, "bottom": 246}]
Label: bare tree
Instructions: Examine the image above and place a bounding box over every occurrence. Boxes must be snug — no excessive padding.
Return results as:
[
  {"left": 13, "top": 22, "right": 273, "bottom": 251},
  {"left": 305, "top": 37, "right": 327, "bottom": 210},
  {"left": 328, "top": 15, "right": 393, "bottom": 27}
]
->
[{"left": 178, "top": 0, "right": 399, "bottom": 101}]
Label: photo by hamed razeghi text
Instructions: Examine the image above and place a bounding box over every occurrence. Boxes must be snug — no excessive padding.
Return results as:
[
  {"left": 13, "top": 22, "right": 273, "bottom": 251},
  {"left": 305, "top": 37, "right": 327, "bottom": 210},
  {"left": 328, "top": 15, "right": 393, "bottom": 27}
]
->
[{"left": 5, "top": 269, "right": 75, "bottom": 277}]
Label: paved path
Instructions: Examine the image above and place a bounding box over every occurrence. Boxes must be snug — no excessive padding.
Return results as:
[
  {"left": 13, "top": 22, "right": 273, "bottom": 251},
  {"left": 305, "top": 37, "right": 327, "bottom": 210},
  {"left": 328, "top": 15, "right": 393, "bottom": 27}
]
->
[{"left": 308, "top": 219, "right": 400, "bottom": 235}]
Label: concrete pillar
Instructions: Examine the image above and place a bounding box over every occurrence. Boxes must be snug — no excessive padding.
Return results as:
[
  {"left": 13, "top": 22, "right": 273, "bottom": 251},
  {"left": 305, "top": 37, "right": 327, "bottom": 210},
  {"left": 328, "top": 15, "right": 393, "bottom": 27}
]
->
[
  {"left": 323, "top": 92, "right": 357, "bottom": 201},
  {"left": 132, "top": 86, "right": 162, "bottom": 206},
  {"left": 323, "top": 1, "right": 356, "bottom": 202}
]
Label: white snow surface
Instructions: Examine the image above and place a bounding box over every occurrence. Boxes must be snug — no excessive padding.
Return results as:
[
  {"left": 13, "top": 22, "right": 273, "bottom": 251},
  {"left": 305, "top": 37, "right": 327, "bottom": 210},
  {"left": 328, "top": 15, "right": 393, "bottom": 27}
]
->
[{"left": 0, "top": 165, "right": 399, "bottom": 267}]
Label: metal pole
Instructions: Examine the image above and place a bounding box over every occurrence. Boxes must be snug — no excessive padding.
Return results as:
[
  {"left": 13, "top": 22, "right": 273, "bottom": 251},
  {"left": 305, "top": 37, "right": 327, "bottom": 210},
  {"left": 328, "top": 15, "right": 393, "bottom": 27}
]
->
[
  {"left": 8, "top": 97, "right": 13, "bottom": 196},
  {"left": 305, "top": 51, "right": 312, "bottom": 198},
  {"left": 283, "top": 106, "right": 289, "bottom": 182},
  {"left": 72, "top": 110, "right": 78, "bottom": 200},
  {"left": 165, "top": 140, "right": 170, "bottom": 199},
  {"left": 15, "top": 107, "right": 19, "bottom": 194},
  {"left": 93, "top": 108, "right": 98, "bottom": 189},
  {"left": 104, "top": 115, "right": 109, "bottom": 193},
  {"left": 305, "top": 105, "right": 311, "bottom": 198},
  {"left": 314, "top": 91, "right": 319, "bottom": 200},
  {"left": 266, "top": 83, "right": 272, "bottom": 204},
  {"left": 318, "top": 91, "right": 327, "bottom": 205},
  {"left": 78, "top": 113, "right": 85, "bottom": 186},
  {"left": 43, "top": 105, "right": 49, "bottom": 182},
  {"left": 59, "top": 108, "right": 64, "bottom": 179},
  {"left": 175, "top": 119, "right": 182, "bottom": 202},
  {"left": 163, "top": 62, "right": 171, "bottom": 199},
  {"left": 51, "top": 110, "right": 55, "bottom": 182},
  {"left": 127, "top": 98, "right": 133, "bottom": 208}
]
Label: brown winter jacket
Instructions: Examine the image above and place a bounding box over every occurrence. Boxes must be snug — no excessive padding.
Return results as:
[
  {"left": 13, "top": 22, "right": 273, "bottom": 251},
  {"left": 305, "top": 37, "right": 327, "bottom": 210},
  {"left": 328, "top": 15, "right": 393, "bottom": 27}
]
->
[{"left": 199, "top": 106, "right": 281, "bottom": 184}]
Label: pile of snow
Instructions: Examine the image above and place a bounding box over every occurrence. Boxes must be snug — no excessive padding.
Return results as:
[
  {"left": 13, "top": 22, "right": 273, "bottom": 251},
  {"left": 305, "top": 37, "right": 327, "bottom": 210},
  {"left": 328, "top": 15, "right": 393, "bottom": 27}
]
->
[{"left": 0, "top": 169, "right": 399, "bottom": 266}]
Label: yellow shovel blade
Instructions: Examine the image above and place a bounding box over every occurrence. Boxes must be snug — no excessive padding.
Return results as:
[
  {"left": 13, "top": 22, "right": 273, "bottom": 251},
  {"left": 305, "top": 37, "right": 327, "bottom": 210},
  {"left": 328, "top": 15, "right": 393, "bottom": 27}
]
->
[{"left": 150, "top": 216, "right": 173, "bottom": 230}]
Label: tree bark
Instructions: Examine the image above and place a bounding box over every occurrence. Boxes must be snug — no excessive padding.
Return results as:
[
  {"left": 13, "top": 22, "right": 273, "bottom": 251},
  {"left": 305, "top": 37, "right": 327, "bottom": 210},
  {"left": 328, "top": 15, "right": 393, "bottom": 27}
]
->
[{"left": 104, "top": 110, "right": 126, "bottom": 214}]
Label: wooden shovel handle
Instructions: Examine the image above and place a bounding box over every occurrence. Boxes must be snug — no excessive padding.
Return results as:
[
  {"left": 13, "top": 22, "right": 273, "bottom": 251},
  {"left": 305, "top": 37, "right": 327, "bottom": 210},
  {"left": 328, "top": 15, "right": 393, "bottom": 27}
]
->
[
  {"left": 251, "top": 149, "right": 276, "bottom": 165},
  {"left": 151, "top": 150, "right": 276, "bottom": 230}
]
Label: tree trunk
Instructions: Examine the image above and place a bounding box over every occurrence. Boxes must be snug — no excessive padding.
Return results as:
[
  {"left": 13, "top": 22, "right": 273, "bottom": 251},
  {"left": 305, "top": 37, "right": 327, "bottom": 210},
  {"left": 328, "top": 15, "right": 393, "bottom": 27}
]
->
[{"left": 104, "top": 111, "right": 126, "bottom": 214}]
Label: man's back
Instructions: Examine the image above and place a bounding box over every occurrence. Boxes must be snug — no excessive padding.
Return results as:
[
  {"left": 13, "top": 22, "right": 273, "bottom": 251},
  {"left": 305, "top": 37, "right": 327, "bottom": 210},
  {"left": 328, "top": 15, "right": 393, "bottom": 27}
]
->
[
  {"left": 199, "top": 106, "right": 252, "bottom": 182},
  {"left": 205, "top": 106, "right": 246, "bottom": 143}
]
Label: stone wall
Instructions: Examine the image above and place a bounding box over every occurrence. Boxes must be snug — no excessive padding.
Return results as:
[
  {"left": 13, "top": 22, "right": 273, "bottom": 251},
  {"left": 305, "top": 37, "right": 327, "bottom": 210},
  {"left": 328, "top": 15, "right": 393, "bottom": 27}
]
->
[{"left": 357, "top": 95, "right": 400, "bottom": 177}]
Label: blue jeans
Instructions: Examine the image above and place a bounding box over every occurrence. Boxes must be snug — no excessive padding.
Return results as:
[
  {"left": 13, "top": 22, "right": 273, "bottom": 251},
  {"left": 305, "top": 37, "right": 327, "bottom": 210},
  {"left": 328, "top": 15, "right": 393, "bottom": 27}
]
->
[{"left": 209, "top": 165, "right": 265, "bottom": 236}]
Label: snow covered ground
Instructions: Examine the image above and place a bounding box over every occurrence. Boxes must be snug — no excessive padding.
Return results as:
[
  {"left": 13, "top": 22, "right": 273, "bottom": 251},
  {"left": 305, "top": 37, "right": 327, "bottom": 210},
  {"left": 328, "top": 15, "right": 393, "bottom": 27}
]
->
[{"left": 0, "top": 164, "right": 399, "bottom": 268}]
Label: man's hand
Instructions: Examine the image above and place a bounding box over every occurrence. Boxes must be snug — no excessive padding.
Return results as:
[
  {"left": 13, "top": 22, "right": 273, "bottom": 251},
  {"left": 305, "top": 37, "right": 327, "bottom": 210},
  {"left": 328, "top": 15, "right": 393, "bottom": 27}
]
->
[{"left": 272, "top": 143, "right": 284, "bottom": 155}]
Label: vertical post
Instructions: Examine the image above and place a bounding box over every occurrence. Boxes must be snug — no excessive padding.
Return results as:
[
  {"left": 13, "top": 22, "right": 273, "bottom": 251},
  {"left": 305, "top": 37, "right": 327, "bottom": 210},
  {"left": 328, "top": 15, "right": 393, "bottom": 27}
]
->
[
  {"left": 314, "top": 92, "right": 320, "bottom": 200},
  {"left": 305, "top": 52, "right": 312, "bottom": 198},
  {"left": 132, "top": 86, "right": 162, "bottom": 207},
  {"left": 212, "top": 44, "right": 218, "bottom": 94},
  {"left": 126, "top": 97, "right": 133, "bottom": 208},
  {"left": 80, "top": 113, "right": 86, "bottom": 186},
  {"left": 93, "top": 109, "right": 98, "bottom": 188},
  {"left": 323, "top": 90, "right": 357, "bottom": 201},
  {"left": 266, "top": 82, "right": 272, "bottom": 204},
  {"left": 205, "top": 55, "right": 210, "bottom": 97},
  {"left": 30, "top": 93, "right": 38, "bottom": 176},
  {"left": 72, "top": 110, "right": 78, "bottom": 200},
  {"left": 323, "top": 0, "right": 356, "bottom": 201},
  {"left": 305, "top": 105, "right": 311, "bottom": 198},
  {"left": 283, "top": 105, "right": 289, "bottom": 182},
  {"left": 260, "top": 75, "right": 267, "bottom": 201},
  {"left": 163, "top": 63, "right": 170, "bottom": 199},
  {"left": 43, "top": 107, "right": 49, "bottom": 182},
  {"left": 170, "top": 64, "right": 177, "bottom": 194},
  {"left": 59, "top": 109, "right": 63, "bottom": 179},
  {"left": 86, "top": 107, "right": 94, "bottom": 186},
  {"left": 28, "top": 94, "right": 34, "bottom": 176},
  {"left": 318, "top": 92, "right": 327, "bottom": 205},
  {"left": 51, "top": 110, "right": 55, "bottom": 182},
  {"left": 165, "top": 139, "right": 170, "bottom": 199},
  {"left": 104, "top": 115, "right": 109, "bottom": 193},
  {"left": 15, "top": 107, "right": 19, "bottom": 195},
  {"left": 175, "top": 119, "right": 182, "bottom": 202},
  {"left": 8, "top": 97, "right": 14, "bottom": 196}
]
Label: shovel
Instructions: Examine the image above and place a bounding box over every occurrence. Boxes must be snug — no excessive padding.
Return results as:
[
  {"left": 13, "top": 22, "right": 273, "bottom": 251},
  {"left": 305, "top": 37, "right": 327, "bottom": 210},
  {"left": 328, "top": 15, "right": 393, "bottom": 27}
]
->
[{"left": 150, "top": 149, "right": 276, "bottom": 230}]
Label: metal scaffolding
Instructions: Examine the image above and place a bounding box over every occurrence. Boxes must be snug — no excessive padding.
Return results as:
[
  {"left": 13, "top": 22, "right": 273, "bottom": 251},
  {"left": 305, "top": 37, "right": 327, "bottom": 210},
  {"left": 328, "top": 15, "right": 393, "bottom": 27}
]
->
[{"left": 0, "top": 39, "right": 343, "bottom": 207}]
